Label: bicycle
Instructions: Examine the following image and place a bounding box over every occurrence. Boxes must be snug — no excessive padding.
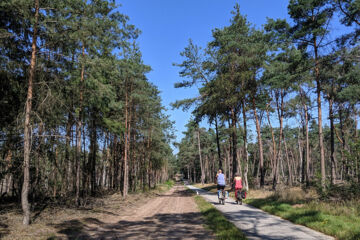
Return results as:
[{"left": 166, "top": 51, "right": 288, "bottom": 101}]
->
[
  {"left": 218, "top": 188, "right": 226, "bottom": 205},
  {"left": 235, "top": 189, "right": 246, "bottom": 205},
  {"left": 235, "top": 189, "right": 242, "bottom": 205}
]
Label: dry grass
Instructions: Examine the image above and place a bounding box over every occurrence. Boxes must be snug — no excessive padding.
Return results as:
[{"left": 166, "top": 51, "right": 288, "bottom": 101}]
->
[
  {"left": 0, "top": 185, "right": 171, "bottom": 240},
  {"left": 246, "top": 188, "right": 273, "bottom": 199},
  {"left": 272, "top": 187, "right": 319, "bottom": 203}
]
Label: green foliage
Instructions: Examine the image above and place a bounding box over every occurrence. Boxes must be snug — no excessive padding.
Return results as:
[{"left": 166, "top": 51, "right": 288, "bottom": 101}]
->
[{"left": 0, "top": 0, "right": 175, "bottom": 203}]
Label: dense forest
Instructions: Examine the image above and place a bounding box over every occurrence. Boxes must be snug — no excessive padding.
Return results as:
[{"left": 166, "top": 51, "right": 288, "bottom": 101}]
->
[
  {"left": 174, "top": 0, "right": 359, "bottom": 192},
  {"left": 0, "top": 0, "right": 175, "bottom": 225}
]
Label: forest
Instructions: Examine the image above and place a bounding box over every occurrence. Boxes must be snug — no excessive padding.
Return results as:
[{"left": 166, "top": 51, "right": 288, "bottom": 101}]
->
[
  {"left": 174, "top": 0, "right": 359, "bottom": 194},
  {"left": 0, "top": 0, "right": 175, "bottom": 225},
  {"left": 1, "top": 0, "right": 359, "bottom": 233}
]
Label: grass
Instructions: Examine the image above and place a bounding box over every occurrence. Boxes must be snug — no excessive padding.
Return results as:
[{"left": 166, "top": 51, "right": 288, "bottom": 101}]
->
[
  {"left": 194, "top": 183, "right": 360, "bottom": 239},
  {"left": 193, "top": 192, "right": 247, "bottom": 240},
  {"left": 245, "top": 189, "right": 360, "bottom": 240},
  {"left": 164, "top": 179, "right": 175, "bottom": 189}
]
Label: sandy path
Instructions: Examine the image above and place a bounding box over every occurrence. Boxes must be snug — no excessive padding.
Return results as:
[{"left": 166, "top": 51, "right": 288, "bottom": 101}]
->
[{"left": 56, "top": 185, "right": 214, "bottom": 240}]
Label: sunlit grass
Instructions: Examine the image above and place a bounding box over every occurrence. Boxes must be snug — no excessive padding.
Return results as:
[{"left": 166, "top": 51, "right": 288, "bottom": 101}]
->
[{"left": 246, "top": 191, "right": 360, "bottom": 240}]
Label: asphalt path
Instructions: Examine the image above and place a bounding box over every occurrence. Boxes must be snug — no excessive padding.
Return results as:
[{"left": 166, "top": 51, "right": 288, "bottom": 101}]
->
[{"left": 187, "top": 183, "right": 334, "bottom": 240}]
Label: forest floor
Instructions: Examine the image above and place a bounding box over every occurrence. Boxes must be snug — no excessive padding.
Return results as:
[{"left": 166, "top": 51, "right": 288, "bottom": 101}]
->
[{"left": 0, "top": 184, "right": 214, "bottom": 240}]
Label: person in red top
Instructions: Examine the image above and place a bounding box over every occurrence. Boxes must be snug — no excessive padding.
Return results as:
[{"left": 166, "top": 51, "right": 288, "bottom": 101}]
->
[{"left": 233, "top": 173, "right": 243, "bottom": 203}]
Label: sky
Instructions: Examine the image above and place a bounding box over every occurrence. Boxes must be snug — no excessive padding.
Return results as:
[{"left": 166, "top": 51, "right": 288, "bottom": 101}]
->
[
  {"left": 115, "top": 0, "right": 354, "bottom": 153},
  {"left": 116, "top": 0, "right": 291, "bottom": 149}
]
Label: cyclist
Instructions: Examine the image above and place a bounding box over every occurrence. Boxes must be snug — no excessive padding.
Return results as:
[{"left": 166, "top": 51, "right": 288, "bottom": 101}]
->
[
  {"left": 216, "top": 169, "right": 226, "bottom": 199},
  {"left": 233, "top": 173, "right": 243, "bottom": 204}
]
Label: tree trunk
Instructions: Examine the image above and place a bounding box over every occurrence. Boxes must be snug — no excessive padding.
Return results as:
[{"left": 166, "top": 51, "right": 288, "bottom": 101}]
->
[
  {"left": 65, "top": 112, "right": 73, "bottom": 193},
  {"left": 242, "top": 100, "right": 249, "bottom": 190},
  {"left": 231, "top": 107, "right": 238, "bottom": 181},
  {"left": 314, "top": 39, "right": 326, "bottom": 190},
  {"left": 22, "top": 0, "right": 39, "bottom": 225},
  {"left": 301, "top": 94, "right": 311, "bottom": 186},
  {"left": 298, "top": 126, "right": 305, "bottom": 183},
  {"left": 252, "top": 95, "right": 264, "bottom": 187},
  {"left": 197, "top": 130, "right": 205, "bottom": 185},
  {"left": 284, "top": 136, "right": 293, "bottom": 186},
  {"left": 266, "top": 102, "right": 276, "bottom": 179},
  {"left": 123, "top": 89, "right": 129, "bottom": 197},
  {"left": 75, "top": 44, "right": 85, "bottom": 206},
  {"left": 273, "top": 90, "right": 284, "bottom": 190},
  {"left": 339, "top": 106, "right": 348, "bottom": 180},
  {"left": 215, "top": 117, "right": 222, "bottom": 169},
  {"left": 329, "top": 97, "right": 336, "bottom": 185},
  {"left": 90, "top": 111, "right": 97, "bottom": 196}
]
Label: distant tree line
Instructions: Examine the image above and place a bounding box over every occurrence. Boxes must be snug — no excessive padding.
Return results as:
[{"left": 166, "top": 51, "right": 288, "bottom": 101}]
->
[
  {"left": 0, "top": 0, "right": 174, "bottom": 225},
  {"left": 174, "top": 0, "right": 359, "bottom": 192}
]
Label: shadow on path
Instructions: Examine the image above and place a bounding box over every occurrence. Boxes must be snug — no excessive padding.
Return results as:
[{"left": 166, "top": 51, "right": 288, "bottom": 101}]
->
[{"left": 49, "top": 212, "right": 210, "bottom": 240}]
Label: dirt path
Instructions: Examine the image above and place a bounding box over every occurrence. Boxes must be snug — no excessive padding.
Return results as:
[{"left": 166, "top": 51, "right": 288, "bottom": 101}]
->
[{"left": 52, "top": 185, "right": 214, "bottom": 239}]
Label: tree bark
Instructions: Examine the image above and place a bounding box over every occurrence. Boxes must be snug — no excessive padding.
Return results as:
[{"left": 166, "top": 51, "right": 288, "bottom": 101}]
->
[
  {"left": 329, "top": 97, "right": 336, "bottom": 185},
  {"left": 300, "top": 88, "right": 311, "bottom": 186},
  {"left": 252, "top": 95, "right": 264, "bottom": 187},
  {"left": 284, "top": 136, "right": 293, "bottom": 186},
  {"left": 231, "top": 107, "right": 238, "bottom": 181},
  {"left": 266, "top": 102, "right": 276, "bottom": 179},
  {"left": 314, "top": 38, "right": 326, "bottom": 190},
  {"left": 22, "top": 0, "right": 39, "bottom": 225},
  {"left": 215, "top": 117, "right": 222, "bottom": 169},
  {"left": 197, "top": 129, "right": 205, "bottom": 185},
  {"left": 90, "top": 111, "right": 97, "bottom": 196},
  {"left": 242, "top": 100, "right": 249, "bottom": 190},
  {"left": 273, "top": 90, "right": 284, "bottom": 190},
  {"left": 123, "top": 87, "right": 129, "bottom": 197},
  {"left": 65, "top": 112, "right": 73, "bottom": 193},
  {"left": 339, "top": 106, "right": 348, "bottom": 180},
  {"left": 75, "top": 44, "right": 85, "bottom": 206},
  {"left": 298, "top": 125, "right": 305, "bottom": 183}
]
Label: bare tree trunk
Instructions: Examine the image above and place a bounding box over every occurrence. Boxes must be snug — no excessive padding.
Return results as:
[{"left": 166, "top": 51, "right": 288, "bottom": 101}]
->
[
  {"left": 215, "top": 117, "right": 222, "bottom": 169},
  {"left": 266, "top": 102, "right": 276, "bottom": 179},
  {"left": 302, "top": 97, "right": 311, "bottom": 186},
  {"left": 314, "top": 39, "right": 326, "bottom": 190},
  {"left": 82, "top": 124, "right": 87, "bottom": 195},
  {"left": 284, "top": 136, "right": 293, "bottom": 186},
  {"left": 298, "top": 126, "right": 305, "bottom": 183},
  {"left": 66, "top": 113, "right": 73, "bottom": 193},
  {"left": 329, "top": 97, "right": 336, "bottom": 185},
  {"left": 252, "top": 95, "right": 264, "bottom": 188},
  {"left": 339, "top": 106, "right": 348, "bottom": 180},
  {"left": 231, "top": 108, "right": 238, "bottom": 182},
  {"left": 187, "top": 165, "right": 190, "bottom": 183},
  {"left": 273, "top": 90, "right": 284, "bottom": 190},
  {"left": 75, "top": 44, "right": 85, "bottom": 206},
  {"left": 197, "top": 130, "right": 205, "bottom": 185},
  {"left": 53, "top": 147, "right": 59, "bottom": 197},
  {"left": 123, "top": 89, "right": 129, "bottom": 197},
  {"left": 22, "top": 0, "right": 39, "bottom": 225},
  {"left": 90, "top": 111, "right": 97, "bottom": 196},
  {"left": 242, "top": 100, "right": 249, "bottom": 190}
]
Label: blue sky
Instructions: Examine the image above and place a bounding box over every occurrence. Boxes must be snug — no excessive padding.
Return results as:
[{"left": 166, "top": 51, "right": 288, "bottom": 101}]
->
[
  {"left": 117, "top": 0, "right": 291, "bottom": 147},
  {"left": 116, "top": 1, "right": 355, "bottom": 152}
]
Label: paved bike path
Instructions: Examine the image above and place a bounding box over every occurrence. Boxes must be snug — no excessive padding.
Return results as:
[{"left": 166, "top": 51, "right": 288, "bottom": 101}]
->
[{"left": 187, "top": 184, "right": 334, "bottom": 240}]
